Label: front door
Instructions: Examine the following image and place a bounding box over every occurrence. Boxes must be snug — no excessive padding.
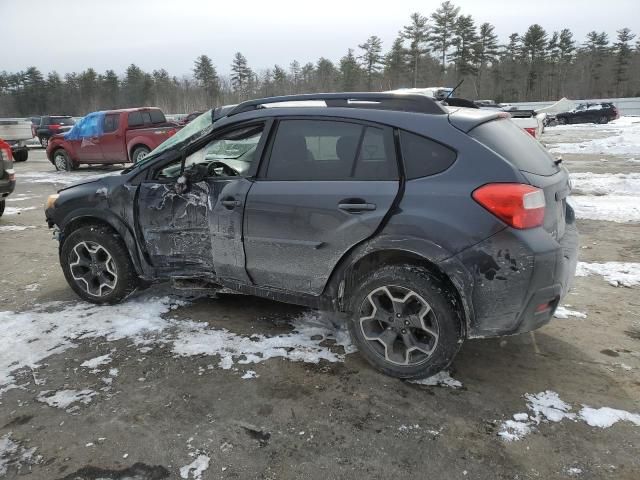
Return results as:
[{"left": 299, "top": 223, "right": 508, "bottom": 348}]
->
[
  {"left": 244, "top": 119, "right": 400, "bottom": 295},
  {"left": 135, "top": 122, "right": 269, "bottom": 280},
  {"left": 99, "top": 113, "right": 127, "bottom": 162}
]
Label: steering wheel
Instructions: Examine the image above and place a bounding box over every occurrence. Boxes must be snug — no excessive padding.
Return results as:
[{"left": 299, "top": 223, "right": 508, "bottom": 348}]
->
[{"left": 207, "top": 161, "right": 238, "bottom": 177}]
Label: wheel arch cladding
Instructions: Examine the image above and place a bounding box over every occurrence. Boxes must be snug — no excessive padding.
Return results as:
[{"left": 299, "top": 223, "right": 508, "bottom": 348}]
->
[
  {"left": 61, "top": 212, "right": 143, "bottom": 276},
  {"left": 333, "top": 246, "right": 471, "bottom": 338}
]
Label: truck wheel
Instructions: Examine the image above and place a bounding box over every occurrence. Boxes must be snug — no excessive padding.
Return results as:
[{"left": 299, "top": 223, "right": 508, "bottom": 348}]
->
[
  {"left": 53, "top": 149, "right": 74, "bottom": 171},
  {"left": 347, "top": 264, "right": 462, "bottom": 379},
  {"left": 0, "top": 200, "right": 4, "bottom": 217},
  {"left": 39, "top": 136, "right": 49, "bottom": 148},
  {"left": 13, "top": 149, "right": 28, "bottom": 162},
  {"left": 60, "top": 225, "right": 139, "bottom": 304},
  {"left": 132, "top": 146, "right": 150, "bottom": 163},
  {"left": 598, "top": 115, "right": 609, "bottom": 124}
]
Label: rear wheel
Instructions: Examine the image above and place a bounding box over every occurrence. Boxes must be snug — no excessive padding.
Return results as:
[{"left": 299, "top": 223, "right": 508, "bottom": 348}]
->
[
  {"left": 53, "top": 149, "right": 74, "bottom": 171},
  {"left": 598, "top": 115, "right": 609, "bottom": 124},
  {"left": 12, "top": 149, "right": 28, "bottom": 162},
  {"left": 347, "top": 264, "right": 462, "bottom": 379},
  {"left": 131, "top": 146, "right": 150, "bottom": 163},
  {"left": 60, "top": 225, "right": 139, "bottom": 304}
]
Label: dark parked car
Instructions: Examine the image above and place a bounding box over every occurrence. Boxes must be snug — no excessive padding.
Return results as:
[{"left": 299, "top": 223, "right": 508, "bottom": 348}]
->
[
  {"left": 27, "top": 116, "right": 41, "bottom": 137},
  {"left": 181, "top": 111, "right": 205, "bottom": 125},
  {"left": 0, "top": 139, "right": 16, "bottom": 217},
  {"left": 45, "top": 93, "right": 578, "bottom": 379},
  {"left": 36, "top": 115, "right": 76, "bottom": 147},
  {"left": 555, "top": 102, "right": 619, "bottom": 125}
]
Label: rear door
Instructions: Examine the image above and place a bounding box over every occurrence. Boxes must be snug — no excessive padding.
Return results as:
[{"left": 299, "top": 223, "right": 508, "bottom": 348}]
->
[{"left": 243, "top": 118, "right": 399, "bottom": 295}]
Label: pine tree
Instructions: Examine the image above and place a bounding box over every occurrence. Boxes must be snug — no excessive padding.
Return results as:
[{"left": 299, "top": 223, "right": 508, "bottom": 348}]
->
[
  {"left": 316, "top": 57, "right": 338, "bottom": 91},
  {"left": 101, "top": 70, "right": 119, "bottom": 109},
  {"left": 358, "top": 35, "right": 384, "bottom": 90},
  {"left": 289, "top": 60, "right": 301, "bottom": 93},
  {"left": 430, "top": 1, "right": 460, "bottom": 76},
  {"left": 474, "top": 22, "right": 499, "bottom": 96},
  {"left": 583, "top": 31, "right": 609, "bottom": 97},
  {"left": 273, "top": 65, "right": 288, "bottom": 95},
  {"left": 339, "top": 49, "right": 362, "bottom": 91},
  {"left": 450, "top": 15, "right": 478, "bottom": 81},
  {"left": 402, "top": 13, "right": 430, "bottom": 87},
  {"left": 613, "top": 28, "right": 635, "bottom": 95},
  {"left": 193, "top": 55, "right": 219, "bottom": 104},
  {"left": 521, "top": 24, "right": 548, "bottom": 97},
  {"left": 230, "top": 52, "right": 252, "bottom": 99},
  {"left": 384, "top": 35, "right": 408, "bottom": 89}
]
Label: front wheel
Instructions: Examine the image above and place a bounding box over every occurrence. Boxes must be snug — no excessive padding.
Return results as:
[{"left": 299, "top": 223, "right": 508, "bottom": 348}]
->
[
  {"left": 53, "top": 149, "right": 75, "bottom": 171},
  {"left": 60, "top": 225, "right": 139, "bottom": 304},
  {"left": 598, "top": 115, "right": 609, "bottom": 124},
  {"left": 131, "top": 146, "right": 150, "bottom": 163},
  {"left": 347, "top": 264, "right": 462, "bottom": 379},
  {"left": 39, "top": 136, "right": 49, "bottom": 148},
  {"left": 557, "top": 117, "right": 567, "bottom": 125}
]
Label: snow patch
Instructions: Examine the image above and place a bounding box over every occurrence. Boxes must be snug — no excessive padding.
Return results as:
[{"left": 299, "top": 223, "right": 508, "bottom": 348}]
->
[
  {"left": 3, "top": 206, "right": 36, "bottom": 215},
  {"left": 409, "top": 370, "right": 462, "bottom": 389},
  {"left": 569, "top": 195, "right": 640, "bottom": 223},
  {"left": 241, "top": 370, "right": 258, "bottom": 379},
  {"left": 0, "top": 225, "right": 35, "bottom": 232},
  {"left": 576, "top": 261, "right": 640, "bottom": 287},
  {"left": 570, "top": 172, "right": 640, "bottom": 196},
  {"left": 37, "top": 389, "right": 96, "bottom": 409},
  {"left": 554, "top": 306, "right": 587, "bottom": 319},
  {"left": 578, "top": 406, "right": 640, "bottom": 428},
  {"left": 549, "top": 118, "right": 640, "bottom": 156},
  {"left": 180, "top": 454, "right": 210, "bottom": 479},
  {"left": 80, "top": 354, "right": 113, "bottom": 369},
  {"left": 0, "top": 434, "right": 39, "bottom": 476}
]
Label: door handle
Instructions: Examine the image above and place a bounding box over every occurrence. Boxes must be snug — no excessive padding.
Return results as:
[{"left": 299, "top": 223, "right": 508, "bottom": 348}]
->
[
  {"left": 221, "top": 198, "right": 242, "bottom": 209},
  {"left": 338, "top": 202, "right": 376, "bottom": 213}
]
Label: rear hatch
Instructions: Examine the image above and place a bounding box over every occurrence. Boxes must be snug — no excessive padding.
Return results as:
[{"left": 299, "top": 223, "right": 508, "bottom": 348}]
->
[{"left": 468, "top": 117, "right": 570, "bottom": 240}]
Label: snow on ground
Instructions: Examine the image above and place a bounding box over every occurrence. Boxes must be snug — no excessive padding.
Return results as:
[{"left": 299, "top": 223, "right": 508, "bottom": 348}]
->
[
  {"left": 570, "top": 172, "right": 640, "bottom": 196},
  {"left": 37, "top": 389, "right": 97, "bottom": 409},
  {"left": 576, "top": 262, "right": 640, "bottom": 287},
  {"left": 0, "top": 293, "right": 351, "bottom": 394},
  {"left": 6, "top": 195, "right": 38, "bottom": 202},
  {"left": 0, "top": 434, "right": 40, "bottom": 476},
  {"left": 567, "top": 172, "right": 640, "bottom": 223},
  {"left": 498, "top": 390, "right": 640, "bottom": 441},
  {"left": 409, "top": 370, "right": 463, "bottom": 389},
  {"left": 0, "top": 225, "right": 34, "bottom": 232},
  {"left": 549, "top": 116, "right": 640, "bottom": 156},
  {"left": 180, "top": 454, "right": 210, "bottom": 480},
  {"left": 553, "top": 306, "right": 587, "bottom": 319},
  {"left": 18, "top": 169, "right": 123, "bottom": 186},
  {"left": 80, "top": 353, "right": 113, "bottom": 369},
  {"left": 3, "top": 206, "right": 36, "bottom": 215}
]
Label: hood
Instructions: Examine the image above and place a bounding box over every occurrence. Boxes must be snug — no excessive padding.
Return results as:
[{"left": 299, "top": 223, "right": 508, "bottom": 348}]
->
[{"left": 57, "top": 170, "right": 124, "bottom": 192}]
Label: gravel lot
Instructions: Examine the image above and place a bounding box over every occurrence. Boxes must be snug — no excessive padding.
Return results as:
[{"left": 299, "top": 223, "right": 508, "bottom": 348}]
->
[{"left": 1, "top": 123, "right": 639, "bottom": 479}]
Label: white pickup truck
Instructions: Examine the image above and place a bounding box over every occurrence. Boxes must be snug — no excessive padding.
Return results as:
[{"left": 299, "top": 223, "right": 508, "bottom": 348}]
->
[{"left": 0, "top": 119, "right": 32, "bottom": 162}]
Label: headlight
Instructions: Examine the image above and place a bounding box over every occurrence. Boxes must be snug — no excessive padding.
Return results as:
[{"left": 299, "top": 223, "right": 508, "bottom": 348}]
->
[{"left": 46, "top": 194, "right": 59, "bottom": 209}]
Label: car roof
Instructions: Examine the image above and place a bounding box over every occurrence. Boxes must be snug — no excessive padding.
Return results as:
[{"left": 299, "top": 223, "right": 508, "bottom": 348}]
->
[{"left": 103, "top": 107, "right": 162, "bottom": 114}]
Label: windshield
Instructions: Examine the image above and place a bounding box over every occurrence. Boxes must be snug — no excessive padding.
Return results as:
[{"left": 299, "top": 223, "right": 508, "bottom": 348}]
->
[{"left": 137, "top": 109, "right": 214, "bottom": 166}]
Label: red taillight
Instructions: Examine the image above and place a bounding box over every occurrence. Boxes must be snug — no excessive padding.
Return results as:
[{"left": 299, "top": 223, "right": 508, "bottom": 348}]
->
[
  {"left": 49, "top": 124, "right": 61, "bottom": 130},
  {"left": 166, "top": 128, "right": 177, "bottom": 137},
  {"left": 472, "top": 183, "right": 546, "bottom": 229},
  {"left": 524, "top": 127, "right": 537, "bottom": 138}
]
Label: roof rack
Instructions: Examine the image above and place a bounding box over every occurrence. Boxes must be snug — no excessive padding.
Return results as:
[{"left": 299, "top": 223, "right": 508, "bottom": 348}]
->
[{"left": 224, "top": 92, "right": 447, "bottom": 117}]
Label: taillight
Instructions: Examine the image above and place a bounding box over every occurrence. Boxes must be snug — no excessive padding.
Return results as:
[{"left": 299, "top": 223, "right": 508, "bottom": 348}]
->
[
  {"left": 167, "top": 128, "right": 176, "bottom": 137},
  {"left": 524, "top": 127, "right": 537, "bottom": 138},
  {"left": 1, "top": 146, "right": 15, "bottom": 180},
  {"left": 472, "top": 183, "right": 546, "bottom": 229},
  {"left": 49, "top": 124, "right": 61, "bottom": 130}
]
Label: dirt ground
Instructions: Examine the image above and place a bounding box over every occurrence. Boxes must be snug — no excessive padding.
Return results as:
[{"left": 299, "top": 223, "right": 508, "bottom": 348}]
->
[{"left": 0, "top": 132, "right": 639, "bottom": 479}]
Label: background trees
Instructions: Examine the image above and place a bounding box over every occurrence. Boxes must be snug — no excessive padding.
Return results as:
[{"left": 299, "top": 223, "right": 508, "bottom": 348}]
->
[{"left": 1, "top": 1, "right": 639, "bottom": 117}]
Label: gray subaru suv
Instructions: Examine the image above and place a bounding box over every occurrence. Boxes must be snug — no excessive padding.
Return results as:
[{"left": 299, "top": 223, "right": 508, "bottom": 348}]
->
[{"left": 45, "top": 93, "right": 578, "bottom": 379}]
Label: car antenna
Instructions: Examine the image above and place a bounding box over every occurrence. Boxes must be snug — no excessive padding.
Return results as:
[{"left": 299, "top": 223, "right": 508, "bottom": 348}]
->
[{"left": 445, "top": 79, "right": 464, "bottom": 100}]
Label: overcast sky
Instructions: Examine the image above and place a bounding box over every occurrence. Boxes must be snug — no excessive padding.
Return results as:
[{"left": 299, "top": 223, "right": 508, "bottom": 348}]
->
[{"left": 2, "top": 0, "right": 638, "bottom": 77}]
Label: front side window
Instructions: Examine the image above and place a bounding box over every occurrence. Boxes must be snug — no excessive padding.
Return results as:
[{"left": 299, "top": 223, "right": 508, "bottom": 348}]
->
[
  {"left": 266, "top": 120, "right": 396, "bottom": 181},
  {"left": 103, "top": 114, "right": 119, "bottom": 133},
  {"left": 158, "top": 124, "right": 264, "bottom": 179}
]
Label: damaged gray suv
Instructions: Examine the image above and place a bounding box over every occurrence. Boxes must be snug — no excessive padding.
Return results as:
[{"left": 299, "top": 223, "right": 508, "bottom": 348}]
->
[{"left": 45, "top": 93, "right": 578, "bottom": 379}]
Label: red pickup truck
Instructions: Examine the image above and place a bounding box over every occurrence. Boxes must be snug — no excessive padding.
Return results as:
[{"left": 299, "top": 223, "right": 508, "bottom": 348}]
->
[{"left": 46, "top": 107, "right": 179, "bottom": 171}]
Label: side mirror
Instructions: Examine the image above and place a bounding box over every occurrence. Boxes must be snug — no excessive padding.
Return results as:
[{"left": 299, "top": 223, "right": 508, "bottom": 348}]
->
[{"left": 175, "top": 164, "right": 208, "bottom": 194}]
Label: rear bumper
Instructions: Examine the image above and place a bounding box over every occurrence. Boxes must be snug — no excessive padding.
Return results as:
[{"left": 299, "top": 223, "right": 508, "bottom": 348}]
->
[
  {"left": 1, "top": 179, "right": 16, "bottom": 198},
  {"left": 455, "top": 216, "right": 579, "bottom": 338}
]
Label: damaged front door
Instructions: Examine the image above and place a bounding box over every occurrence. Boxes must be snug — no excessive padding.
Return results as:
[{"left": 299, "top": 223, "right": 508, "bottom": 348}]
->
[{"left": 135, "top": 122, "right": 268, "bottom": 279}]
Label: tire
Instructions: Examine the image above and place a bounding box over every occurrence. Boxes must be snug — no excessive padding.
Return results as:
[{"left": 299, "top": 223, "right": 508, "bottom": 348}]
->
[
  {"left": 60, "top": 225, "right": 139, "bottom": 304},
  {"left": 0, "top": 200, "right": 4, "bottom": 217},
  {"left": 39, "top": 136, "right": 49, "bottom": 148},
  {"left": 598, "top": 115, "right": 609, "bottom": 124},
  {"left": 12, "top": 149, "right": 28, "bottom": 162},
  {"left": 52, "top": 149, "right": 75, "bottom": 171},
  {"left": 131, "top": 146, "right": 150, "bottom": 164},
  {"left": 557, "top": 117, "right": 567, "bottom": 125},
  {"left": 346, "top": 264, "right": 462, "bottom": 379}
]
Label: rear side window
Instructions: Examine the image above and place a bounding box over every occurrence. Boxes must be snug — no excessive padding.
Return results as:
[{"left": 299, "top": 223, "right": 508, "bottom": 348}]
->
[
  {"left": 266, "top": 120, "right": 397, "bottom": 181},
  {"left": 103, "top": 114, "right": 119, "bottom": 133},
  {"left": 128, "top": 111, "right": 143, "bottom": 127},
  {"left": 141, "top": 111, "right": 152, "bottom": 125},
  {"left": 470, "top": 119, "right": 559, "bottom": 176},
  {"left": 399, "top": 131, "right": 456, "bottom": 179},
  {"left": 150, "top": 109, "right": 166, "bottom": 124}
]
